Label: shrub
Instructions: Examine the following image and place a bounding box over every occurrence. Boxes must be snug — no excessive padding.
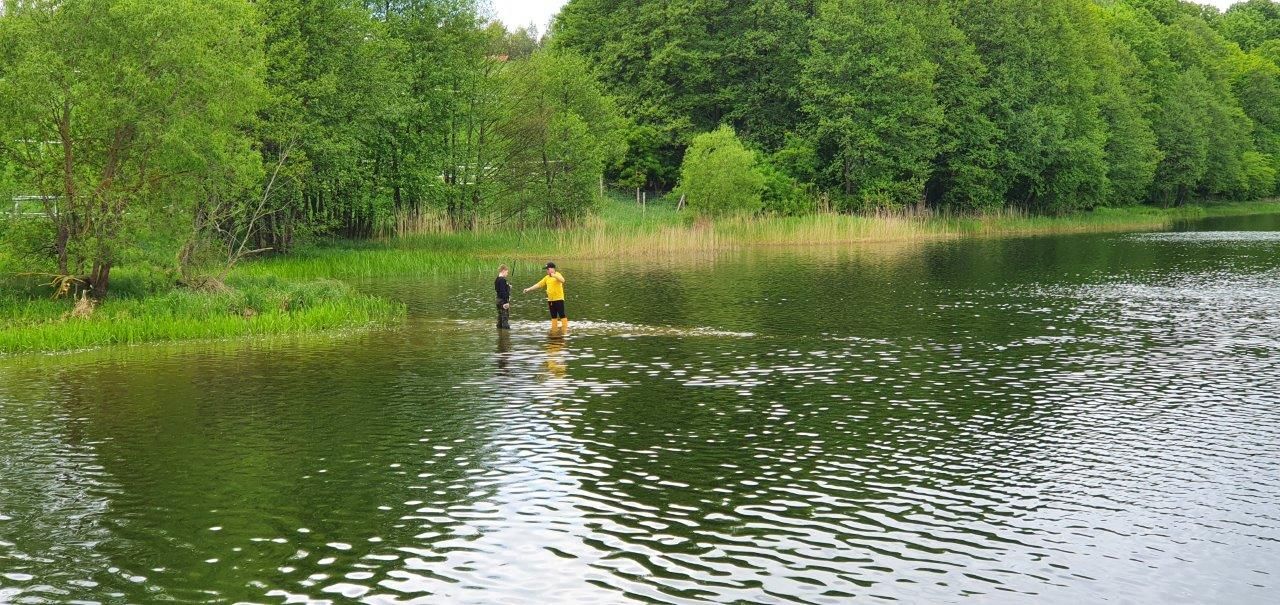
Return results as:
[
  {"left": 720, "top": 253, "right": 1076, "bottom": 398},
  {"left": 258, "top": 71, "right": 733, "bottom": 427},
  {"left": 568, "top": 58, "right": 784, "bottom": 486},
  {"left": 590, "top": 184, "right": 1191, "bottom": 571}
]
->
[
  {"left": 676, "top": 126, "right": 766, "bottom": 217},
  {"left": 759, "top": 160, "right": 812, "bottom": 216}
]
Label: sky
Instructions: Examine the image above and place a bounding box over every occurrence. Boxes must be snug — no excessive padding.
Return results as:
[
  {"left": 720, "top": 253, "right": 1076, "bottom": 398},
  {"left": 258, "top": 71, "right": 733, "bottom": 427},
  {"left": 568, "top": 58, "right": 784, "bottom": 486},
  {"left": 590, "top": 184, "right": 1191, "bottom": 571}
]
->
[
  {"left": 490, "top": 0, "right": 1247, "bottom": 30},
  {"left": 490, "top": 0, "right": 567, "bottom": 30}
]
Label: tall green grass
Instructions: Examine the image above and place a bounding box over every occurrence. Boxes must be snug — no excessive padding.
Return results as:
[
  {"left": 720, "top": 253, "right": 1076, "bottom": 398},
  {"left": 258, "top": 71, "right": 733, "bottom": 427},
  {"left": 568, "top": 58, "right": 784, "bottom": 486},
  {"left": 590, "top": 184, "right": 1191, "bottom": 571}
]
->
[
  {"left": 244, "top": 198, "right": 1280, "bottom": 281},
  {"left": 4, "top": 197, "right": 1276, "bottom": 354},
  {"left": 0, "top": 277, "right": 403, "bottom": 355}
]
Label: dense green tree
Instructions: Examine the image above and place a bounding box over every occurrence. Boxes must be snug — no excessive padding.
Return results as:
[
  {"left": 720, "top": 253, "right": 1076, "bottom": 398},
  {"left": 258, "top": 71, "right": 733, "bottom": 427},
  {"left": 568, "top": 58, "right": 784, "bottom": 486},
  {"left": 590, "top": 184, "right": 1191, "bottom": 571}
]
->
[
  {"left": 556, "top": 0, "right": 1280, "bottom": 210},
  {"left": 499, "top": 50, "right": 627, "bottom": 226},
  {"left": 0, "top": 0, "right": 264, "bottom": 296},
  {"left": 495, "top": 24, "right": 542, "bottom": 60},
  {"left": 1167, "top": 14, "right": 1258, "bottom": 198},
  {"left": 955, "top": 0, "right": 1111, "bottom": 213},
  {"left": 1242, "top": 150, "right": 1279, "bottom": 195},
  {"left": 256, "top": 0, "right": 389, "bottom": 244},
  {"left": 716, "top": 0, "right": 816, "bottom": 150},
  {"left": 802, "top": 0, "right": 942, "bottom": 209},
  {"left": 904, "top": 0, "right": 1002, "bottom": 210},
  {"left": 554, "top": 0, "right": 815, "bottom": 189},
  {"left": 1217, "top": 0, "right": 1280, "bottom": 51},
  {"left": 375, "top": 0, "right": 496, "bottom": 232},
  {"left": 676, "top": 126, "right": 766, "bottom": 217},
  {"left": 1152, "top": 69, "right": 1214, "bottom": 203},
  {"left": 1085, "top": 3, "right": 1163, "bottom": 205},
  {"left": 1103, "top": 1, "right": 1202, "bottom": 204},
  {"left": 1233, "top": 49, "right": 1280, "bottom": 193}
]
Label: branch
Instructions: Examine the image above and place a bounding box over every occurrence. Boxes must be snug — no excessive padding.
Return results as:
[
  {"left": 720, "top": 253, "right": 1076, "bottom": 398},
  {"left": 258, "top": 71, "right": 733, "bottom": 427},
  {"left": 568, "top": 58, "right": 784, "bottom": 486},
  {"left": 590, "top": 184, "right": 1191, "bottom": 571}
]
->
[{"left": 219, "top": 140, "right": 295, "bottom": 280}]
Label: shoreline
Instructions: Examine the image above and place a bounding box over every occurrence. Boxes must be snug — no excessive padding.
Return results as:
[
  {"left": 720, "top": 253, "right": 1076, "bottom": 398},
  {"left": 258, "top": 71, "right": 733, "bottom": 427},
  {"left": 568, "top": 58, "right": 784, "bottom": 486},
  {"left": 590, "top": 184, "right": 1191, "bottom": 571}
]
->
[
  {"left": 3, "top": 199, "right": 1277, "bottom": 356},
  {"left": 0, "top": 277, "right": 404, "bottom": 356},
  {"left": 243, "top": 199, "right": 1280, "bottom": 280}
]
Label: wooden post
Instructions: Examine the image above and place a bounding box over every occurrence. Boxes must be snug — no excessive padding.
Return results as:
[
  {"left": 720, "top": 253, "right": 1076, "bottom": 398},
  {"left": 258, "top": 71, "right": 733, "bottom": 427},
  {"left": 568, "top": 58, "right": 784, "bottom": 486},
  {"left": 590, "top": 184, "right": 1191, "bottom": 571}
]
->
[
  {"left": 677, "top": 194, "right": 686, "bottom": 211},
  {"left": 636, "top": 188, "right": 641, "bottom": 206}
]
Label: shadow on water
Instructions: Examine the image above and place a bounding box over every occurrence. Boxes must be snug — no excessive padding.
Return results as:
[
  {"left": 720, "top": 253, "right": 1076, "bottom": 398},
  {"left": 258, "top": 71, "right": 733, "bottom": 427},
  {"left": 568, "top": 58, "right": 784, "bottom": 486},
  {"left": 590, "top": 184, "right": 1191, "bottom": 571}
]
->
[{"left": 1, "top": 213, "right": 1279, "bottom": 603}]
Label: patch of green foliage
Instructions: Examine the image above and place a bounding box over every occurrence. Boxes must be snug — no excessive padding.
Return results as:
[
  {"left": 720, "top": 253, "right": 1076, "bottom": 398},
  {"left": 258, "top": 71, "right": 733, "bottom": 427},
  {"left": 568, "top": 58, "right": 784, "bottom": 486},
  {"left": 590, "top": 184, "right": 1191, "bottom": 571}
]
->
[
  {"left": 230, "top": 197, "right": 1280, "bottom": 281},
  {"left": 0, "top": 274, "right": 403, "bottom": 355},
  {"left": 675, "top": 126, "right": 766, "bottom": 217}
]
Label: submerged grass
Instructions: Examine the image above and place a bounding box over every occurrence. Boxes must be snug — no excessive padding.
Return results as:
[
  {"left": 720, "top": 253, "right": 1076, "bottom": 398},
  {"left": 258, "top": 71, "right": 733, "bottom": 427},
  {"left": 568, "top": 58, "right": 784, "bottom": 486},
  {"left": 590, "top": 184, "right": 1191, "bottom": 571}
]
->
[{"left": 0, "top": 275, "right": 404, "bottom": 355}]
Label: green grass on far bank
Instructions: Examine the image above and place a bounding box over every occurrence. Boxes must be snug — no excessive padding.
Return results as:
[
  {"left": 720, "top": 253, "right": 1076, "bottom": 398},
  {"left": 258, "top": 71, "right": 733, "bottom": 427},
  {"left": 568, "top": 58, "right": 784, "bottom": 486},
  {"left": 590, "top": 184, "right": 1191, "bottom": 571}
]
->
[
  {"left": 241, "top": 197, "right": 1280, "bottom": 281},
  {"left": 0, "top": 274, "right": 404, "bottom": 355},
  {"left": 4, "top": 196, "right": 1276, "bottom": 356}
]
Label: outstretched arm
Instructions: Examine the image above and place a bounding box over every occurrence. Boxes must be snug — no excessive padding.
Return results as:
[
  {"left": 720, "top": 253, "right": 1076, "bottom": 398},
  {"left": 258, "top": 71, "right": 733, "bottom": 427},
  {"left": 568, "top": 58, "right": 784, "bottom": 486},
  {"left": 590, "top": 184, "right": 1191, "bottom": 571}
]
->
[{"left": 523, "top": 279, "right": 546, "bottom": 294}]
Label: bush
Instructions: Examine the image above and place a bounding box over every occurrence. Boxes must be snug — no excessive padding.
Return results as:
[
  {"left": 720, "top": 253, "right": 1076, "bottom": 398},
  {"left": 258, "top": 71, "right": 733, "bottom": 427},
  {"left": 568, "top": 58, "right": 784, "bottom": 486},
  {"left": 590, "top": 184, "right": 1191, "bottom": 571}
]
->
[
  {"left": 759, "top": 160, "right": 812, "bottom": 216},
  {"left": 676, "top": 126, "right": 766, "bottom": 217}
]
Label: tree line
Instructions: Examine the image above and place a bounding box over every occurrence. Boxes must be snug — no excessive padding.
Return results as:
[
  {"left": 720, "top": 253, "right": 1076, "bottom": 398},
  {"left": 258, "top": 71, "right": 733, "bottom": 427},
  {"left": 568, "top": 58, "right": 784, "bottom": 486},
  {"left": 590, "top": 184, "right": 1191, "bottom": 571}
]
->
[
  {"left": 2, "top": 0, "right": 1280, "bottom": 296},
  {"left": 556, "top": 0, "right": 1280, "bottom": 214},
  {"left": 0, "top": 0, "right": 620, "bottom": 295}
]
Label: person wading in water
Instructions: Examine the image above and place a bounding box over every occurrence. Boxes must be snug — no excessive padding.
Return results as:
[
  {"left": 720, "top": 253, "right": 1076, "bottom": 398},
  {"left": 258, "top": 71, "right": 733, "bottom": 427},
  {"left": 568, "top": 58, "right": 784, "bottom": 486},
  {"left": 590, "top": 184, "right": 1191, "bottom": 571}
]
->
[
  {"left": 495, "top": 265, "right": 512, "bottom": 330},
  {"left": 524, "top": 262, "right": 568, "bottom": 330}
]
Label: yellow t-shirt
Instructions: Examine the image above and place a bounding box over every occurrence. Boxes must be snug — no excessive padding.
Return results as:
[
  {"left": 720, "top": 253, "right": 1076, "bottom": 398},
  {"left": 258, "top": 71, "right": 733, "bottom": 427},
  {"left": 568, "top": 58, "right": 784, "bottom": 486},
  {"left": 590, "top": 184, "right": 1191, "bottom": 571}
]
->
[{"left": 539, "top": 273, "right": 566, "bottom": 301}]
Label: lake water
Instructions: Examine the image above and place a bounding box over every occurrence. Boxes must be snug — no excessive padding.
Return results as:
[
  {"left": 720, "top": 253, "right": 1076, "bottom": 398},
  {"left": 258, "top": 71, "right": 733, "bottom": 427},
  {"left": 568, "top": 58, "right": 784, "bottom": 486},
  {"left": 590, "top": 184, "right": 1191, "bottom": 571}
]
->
[{"left": 2, "top": 214, "right": 1279, "bottom": 604}]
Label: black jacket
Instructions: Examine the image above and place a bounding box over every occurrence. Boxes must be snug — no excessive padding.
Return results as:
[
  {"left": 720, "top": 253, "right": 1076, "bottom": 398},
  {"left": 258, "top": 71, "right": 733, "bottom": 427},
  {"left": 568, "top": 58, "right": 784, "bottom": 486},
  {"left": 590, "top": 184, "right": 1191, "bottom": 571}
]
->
[{"left": 495, "top": 276, "right": 511, "bottom": 303}]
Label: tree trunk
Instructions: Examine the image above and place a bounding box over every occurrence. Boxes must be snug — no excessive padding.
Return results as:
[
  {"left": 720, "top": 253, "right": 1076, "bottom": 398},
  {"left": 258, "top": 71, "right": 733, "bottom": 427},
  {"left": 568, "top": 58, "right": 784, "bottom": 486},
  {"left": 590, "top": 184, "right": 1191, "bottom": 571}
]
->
[
  {"left": 89, "top": 261, "right": 112, "bottom": 298},
  {"left": 55, "top": 224, "right": 71, "bottom": 275}
]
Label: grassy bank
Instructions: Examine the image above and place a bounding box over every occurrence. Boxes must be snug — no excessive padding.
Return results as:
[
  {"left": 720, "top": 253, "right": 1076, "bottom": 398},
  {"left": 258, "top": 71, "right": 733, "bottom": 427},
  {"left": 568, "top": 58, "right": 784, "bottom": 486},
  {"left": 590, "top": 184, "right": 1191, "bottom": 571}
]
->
[
  {"left": 241, "top": 197, "right": 1280, "bottom": 281},
  {"left": 0, "top": 274, "right": 404, "bottom": 355},
  {"left": 4, "top": 197, "right": 1276, "bottom": 355}
]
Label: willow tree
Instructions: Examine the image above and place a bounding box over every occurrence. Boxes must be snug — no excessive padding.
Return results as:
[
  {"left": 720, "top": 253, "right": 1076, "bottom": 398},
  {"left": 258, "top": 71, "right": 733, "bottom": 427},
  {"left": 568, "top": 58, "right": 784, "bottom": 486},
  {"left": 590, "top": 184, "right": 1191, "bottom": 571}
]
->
[
  {"left": 0, "top": 0, "right": 264, "bottom": 296},
  {"left": 676, "top": 126, "right": 766, "bottom": 217},
  {"left": 499, "top": 50, "right": 626, "bottom": 227}
]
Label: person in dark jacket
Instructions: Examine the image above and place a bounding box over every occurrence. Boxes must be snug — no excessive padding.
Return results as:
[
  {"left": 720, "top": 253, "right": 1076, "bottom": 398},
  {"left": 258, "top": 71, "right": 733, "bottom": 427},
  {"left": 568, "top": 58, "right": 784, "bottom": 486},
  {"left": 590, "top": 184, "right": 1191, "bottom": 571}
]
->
[{"left": 495, "top": 265, "right": 512, "bottom": 330}]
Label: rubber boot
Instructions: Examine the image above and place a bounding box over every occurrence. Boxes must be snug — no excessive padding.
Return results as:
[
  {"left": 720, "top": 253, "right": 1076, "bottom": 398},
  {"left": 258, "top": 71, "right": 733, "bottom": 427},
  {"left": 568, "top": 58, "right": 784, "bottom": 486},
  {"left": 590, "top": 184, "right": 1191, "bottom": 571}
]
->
[{"left": 560, "top": 317, "right": 569, "bottom": 331}]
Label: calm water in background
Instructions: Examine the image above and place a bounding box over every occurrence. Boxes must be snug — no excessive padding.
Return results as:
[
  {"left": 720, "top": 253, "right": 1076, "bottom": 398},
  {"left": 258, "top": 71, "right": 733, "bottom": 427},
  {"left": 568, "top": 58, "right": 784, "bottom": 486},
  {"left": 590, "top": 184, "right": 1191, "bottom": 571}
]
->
[{"left": 1, "top": 215, "right": 1279, "bottom": 604}]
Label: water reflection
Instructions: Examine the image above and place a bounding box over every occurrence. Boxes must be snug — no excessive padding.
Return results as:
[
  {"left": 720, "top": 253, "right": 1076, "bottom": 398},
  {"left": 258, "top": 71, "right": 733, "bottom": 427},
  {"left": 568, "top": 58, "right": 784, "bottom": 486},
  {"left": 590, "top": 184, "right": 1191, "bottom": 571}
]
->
[
  {"left": 496, "top": 330, "right": 512, "bottom": 375},
  {"left": 543, "top": 335, "right": 568, "bottom": 380},
  {"left": 1, "top": 218, "right": 1279, "bottom": 603}
]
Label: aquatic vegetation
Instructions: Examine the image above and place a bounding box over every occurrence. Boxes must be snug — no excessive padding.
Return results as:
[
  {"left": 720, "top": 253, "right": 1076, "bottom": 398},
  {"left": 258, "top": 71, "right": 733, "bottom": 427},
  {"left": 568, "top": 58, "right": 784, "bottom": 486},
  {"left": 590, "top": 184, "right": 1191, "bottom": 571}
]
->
[
  {"left": 0, "top": 277, "right": 404, "bottom": 355},
  {"left": 4, "top": 198, "right": 1277, "bottom": 354},
  {"left": 243, "top": 199, "right": 1280, "bottom": 280}
]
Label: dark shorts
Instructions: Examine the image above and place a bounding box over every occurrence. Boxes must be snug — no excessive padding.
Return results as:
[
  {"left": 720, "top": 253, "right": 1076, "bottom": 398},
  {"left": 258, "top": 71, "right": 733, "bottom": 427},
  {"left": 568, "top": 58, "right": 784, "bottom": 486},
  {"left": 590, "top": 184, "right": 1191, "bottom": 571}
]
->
[{"left": 548, "top": 300, "right": 567, "bottom": 319}]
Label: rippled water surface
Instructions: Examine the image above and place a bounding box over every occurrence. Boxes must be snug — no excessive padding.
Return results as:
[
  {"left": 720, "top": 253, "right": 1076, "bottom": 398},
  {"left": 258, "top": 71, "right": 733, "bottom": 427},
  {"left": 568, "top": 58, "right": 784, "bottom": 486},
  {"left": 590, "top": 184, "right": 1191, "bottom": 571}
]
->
[{"left": 3, "top": 215, "right": 1280, "bottom": 604}]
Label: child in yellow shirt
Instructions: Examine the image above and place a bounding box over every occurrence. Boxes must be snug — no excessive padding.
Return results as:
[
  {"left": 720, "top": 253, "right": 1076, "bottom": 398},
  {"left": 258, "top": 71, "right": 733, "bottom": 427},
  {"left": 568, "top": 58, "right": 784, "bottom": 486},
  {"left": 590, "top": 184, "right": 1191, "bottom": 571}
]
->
[{"left": 524, "top": 262, "right": 568, "bottom": 329}]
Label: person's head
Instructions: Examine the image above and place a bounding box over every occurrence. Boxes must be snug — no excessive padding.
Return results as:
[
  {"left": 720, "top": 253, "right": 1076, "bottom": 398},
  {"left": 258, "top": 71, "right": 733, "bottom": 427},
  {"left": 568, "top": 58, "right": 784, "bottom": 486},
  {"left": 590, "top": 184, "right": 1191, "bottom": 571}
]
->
[
  {"left": 498, "top": 264, "right": 509, "bottom": 277},
  {"left": 545, "top": 261, "right": 557, "bottom": 275}
]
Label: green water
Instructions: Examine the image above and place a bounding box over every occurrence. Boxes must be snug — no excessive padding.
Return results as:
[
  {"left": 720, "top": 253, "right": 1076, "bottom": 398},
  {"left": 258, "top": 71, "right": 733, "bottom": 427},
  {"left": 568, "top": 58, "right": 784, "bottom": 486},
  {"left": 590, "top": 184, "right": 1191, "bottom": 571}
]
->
[{"left": 2, "top": 215, "right": 1280, "bottom": 604}]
